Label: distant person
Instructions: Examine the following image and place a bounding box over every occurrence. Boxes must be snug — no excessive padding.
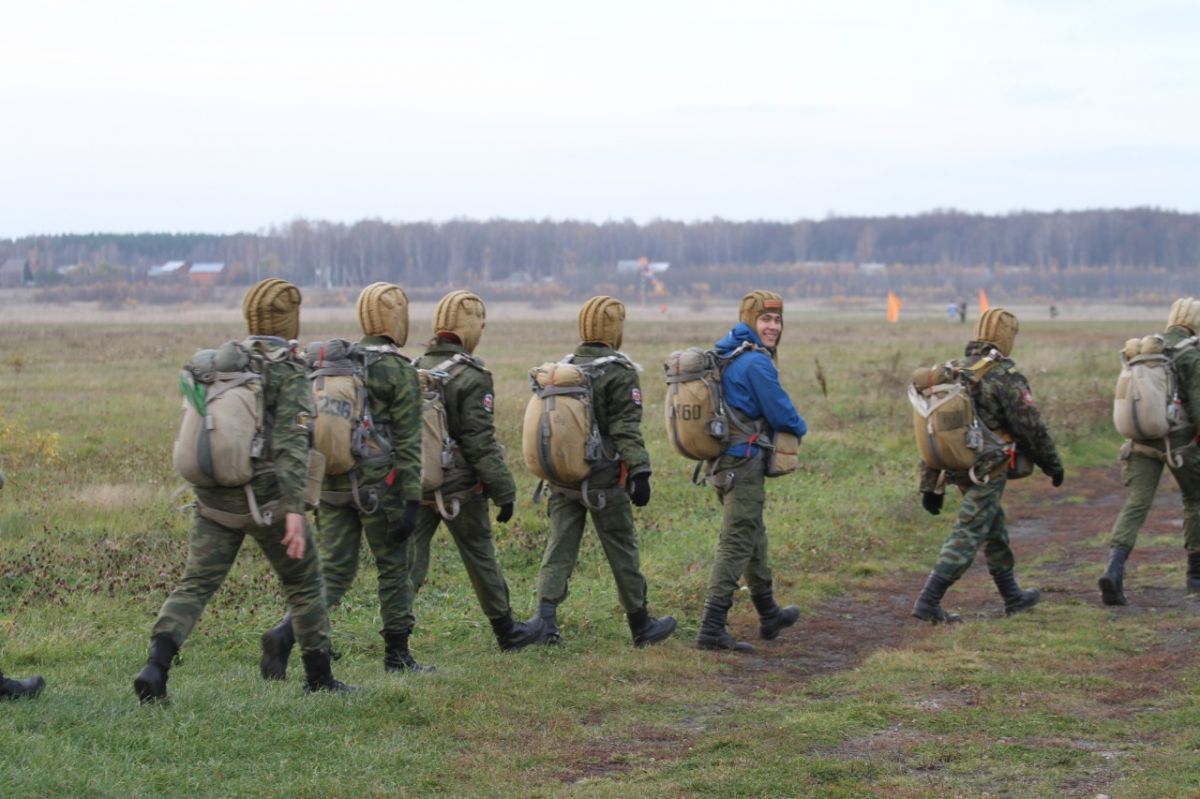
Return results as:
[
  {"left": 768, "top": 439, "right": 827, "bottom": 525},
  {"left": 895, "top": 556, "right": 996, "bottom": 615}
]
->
[
  {"left": 134, "top": 279, "right": 352, "bottom": 703},
  {"left": 1100, "top": 298, "right": 1200, "bottom": 606},
  {"left": 1049, "top": 304, "right": 1059, "bottom": 320},
  {"left": 0, "top": 467, "right": 45, "bottom": 701},
  {"left": 259, "top": 283, "right": 425, "bottom": 679},
  {"left": 525, "top": 296, "right": 676, "bottom": 648},
  {"left": 958, "top": 300, "right": 968, "bottom": 324},
  {"left": 946, "top": 302, "right": 958, "bottom": 321},
  {"left": 696, "top": 290, "right": 807, "bottom": 652},
  {"left": 912, "top": 308, "right": 1064, "bottom": 623},
  {"left": 402, "top": 291, "right": 545, "bottom": 652}
]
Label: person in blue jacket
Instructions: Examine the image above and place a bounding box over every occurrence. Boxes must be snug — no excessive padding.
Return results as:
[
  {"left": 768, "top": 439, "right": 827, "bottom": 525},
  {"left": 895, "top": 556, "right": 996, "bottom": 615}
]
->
[{"left": 696, "top": 290, "right": 808, "bottom": 653}]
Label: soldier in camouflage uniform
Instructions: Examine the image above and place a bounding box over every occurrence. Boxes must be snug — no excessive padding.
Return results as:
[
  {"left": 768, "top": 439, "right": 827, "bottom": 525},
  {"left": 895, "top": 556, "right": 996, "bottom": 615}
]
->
[
  {"left": 402, "top": 290, "right": 544, "bottom": 651},
  {"left": 260, "top": 283, "right": 425, "bottom": 679},
  {"left": 913, "top": 308, "right": 1065, "bottom": 623},
  {"left": 1099, "top": 298, "right": 1200, "bottom": 605},
  {"left": 696, "top": 291, "right": 807, "bottom": 653},
  {"left": 0, "top": 468, "right": 45, "bottom": 700},
  {"left": 527, "top": 296, "right": 676, "bottom": 647},
  {"left": 134, "top": 279, "right": 352, "bottom": 702}
]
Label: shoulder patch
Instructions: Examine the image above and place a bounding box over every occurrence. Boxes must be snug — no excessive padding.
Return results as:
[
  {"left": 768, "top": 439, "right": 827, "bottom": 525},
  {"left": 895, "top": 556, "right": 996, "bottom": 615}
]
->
[
  {"left": 482, "top": 393, "right": 494, "bottom": 413},
  {"left": 1021, "top": 388, "right": 1035, "bottom": 406},
  {"left": 631, "top": 387, "right": 642, "bottom": 406}
]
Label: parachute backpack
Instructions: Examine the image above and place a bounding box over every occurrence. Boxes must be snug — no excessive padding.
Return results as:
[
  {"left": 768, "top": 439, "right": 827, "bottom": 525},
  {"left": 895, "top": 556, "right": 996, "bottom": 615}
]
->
[
  {"left": 173, "top": 340, "right": 278, "bottom": 524},
  {"left": 308, "top": 339, "right": 400, "bottom": 513},
  {"left": 522, "top": 354, "right": 619, "bottom": 508},
  {"left": 908, "top": 350, "right": 1023, "bottom": 485},
  {"left": 417, "top": 354, "right": 474, "bottom": 520},
  {"left": 1113, "top": 333, "right": 1198, "bottom": 466},
  {"left": 663, "top": 342, "right": 756, "bottom": 480}
]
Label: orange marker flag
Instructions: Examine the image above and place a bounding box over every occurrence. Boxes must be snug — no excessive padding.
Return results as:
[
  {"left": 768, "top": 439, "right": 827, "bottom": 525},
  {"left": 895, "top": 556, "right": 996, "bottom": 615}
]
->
[
  {"left": 886, "top": 291, "right": 901, "bottom": 323},
  {"left": 978, "top": 288, "right": 990, "bottom": 314}
]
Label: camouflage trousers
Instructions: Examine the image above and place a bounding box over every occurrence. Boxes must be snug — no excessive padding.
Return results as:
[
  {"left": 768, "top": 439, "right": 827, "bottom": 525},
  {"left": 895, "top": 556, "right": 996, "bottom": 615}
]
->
[
  {"left": 932, "top": 474, "right": 1014, "bottom": 582},
  {"left": 401, "top": 494, "right": 513, "bottom": 628},
  {"left": 152, "top": 513, "right": 330, "bottom": 655},
  {"left": 705, "top": 454, "right": 774, "bottom": 603},
  {"left": 537, "top": 486, "right": 648, "bottom": 614},
  {"left": 1109, "top": 444, "right": 1200, "bottom": 553},
  {"left": 316, "top": 494, "right": 413, "bottom": 636}
]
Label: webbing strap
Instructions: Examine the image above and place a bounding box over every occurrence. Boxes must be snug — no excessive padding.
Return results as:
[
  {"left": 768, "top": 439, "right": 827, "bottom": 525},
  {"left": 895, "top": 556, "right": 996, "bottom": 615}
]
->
[
  {"left": 545, "top": 478, "right": 625, "bottom": 511},
  {"left": 194, "top": 488, "right": 281, "bottom": 531}
]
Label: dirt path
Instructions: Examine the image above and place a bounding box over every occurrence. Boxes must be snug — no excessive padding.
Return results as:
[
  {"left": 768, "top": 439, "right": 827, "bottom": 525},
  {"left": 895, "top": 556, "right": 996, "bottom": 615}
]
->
[{"left": 554, "top": 467, "right": 1200, "bottom": 788}]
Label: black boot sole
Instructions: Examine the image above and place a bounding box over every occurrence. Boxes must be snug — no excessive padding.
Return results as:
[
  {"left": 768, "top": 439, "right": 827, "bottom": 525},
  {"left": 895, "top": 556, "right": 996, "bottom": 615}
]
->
[
  {"left": 133, "top": 673, "right": 168, "bottom": 705},
  {"left": 633, "top": 617, "right": 677, "bottom": 648},
  {"left": 1098, "top": 576, "right": 1128, "bottom": 606},
  {"left": 759, "top": 607, "right": 800, "bottom": 640}
]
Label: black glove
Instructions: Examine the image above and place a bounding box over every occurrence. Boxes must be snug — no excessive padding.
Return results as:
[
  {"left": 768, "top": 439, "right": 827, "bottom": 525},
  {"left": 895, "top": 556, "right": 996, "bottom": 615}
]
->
[
  {"left": 395, "top": 500, "right": 420, "bottom": 543},
  {"left": 496, "top": 502, "right": 514, "bottom": 523},
  {"left": 1050, "top": 468, "right": 1065, "bottom": 488},
  {"left": 921, "top": 491, "right": 944, "bottom": 515},
  {"left": 629, "top": 472, "right": 651, "bottom": 507}
]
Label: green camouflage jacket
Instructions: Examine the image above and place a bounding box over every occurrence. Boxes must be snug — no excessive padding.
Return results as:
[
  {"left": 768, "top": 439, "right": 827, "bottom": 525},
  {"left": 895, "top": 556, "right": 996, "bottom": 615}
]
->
[
  {"left": 921, "top": 340, "right": 1063, "bottom": 491},
  {"left": 320, "top": 335, "right": 422, "bottom": 501},
  {"left": 1162, "top": 326, "right": 1200, "bottom": 445},
  {"left": 572, "top": 343, "right": 651, "bottom": 480},
  {"left": 195, "top": 337, "right": 313, "bottom": 516},
  {"left": 417, "top": 341, "right": 517, "bottom": 505}
]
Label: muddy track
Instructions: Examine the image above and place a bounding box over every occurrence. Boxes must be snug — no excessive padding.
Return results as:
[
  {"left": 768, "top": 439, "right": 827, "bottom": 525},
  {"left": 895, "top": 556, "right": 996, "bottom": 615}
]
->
[
  {"left": 723, "top": 465, "right": 1198, "bottom": 686},
  {"left": 555, "top": 466, "right": 1200, "bottom": 787}
]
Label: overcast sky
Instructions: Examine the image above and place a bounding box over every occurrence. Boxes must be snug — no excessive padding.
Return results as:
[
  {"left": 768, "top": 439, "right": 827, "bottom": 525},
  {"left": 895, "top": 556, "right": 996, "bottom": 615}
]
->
[{"left": 1, "top": 0, "right": 1196, "bottom": 237}]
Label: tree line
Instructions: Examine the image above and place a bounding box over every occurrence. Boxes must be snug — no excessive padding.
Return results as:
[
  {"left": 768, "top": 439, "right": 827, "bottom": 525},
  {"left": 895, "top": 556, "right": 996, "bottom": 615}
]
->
[{"left": 5, "top": 208, "right": 1200, "bottom": 300}]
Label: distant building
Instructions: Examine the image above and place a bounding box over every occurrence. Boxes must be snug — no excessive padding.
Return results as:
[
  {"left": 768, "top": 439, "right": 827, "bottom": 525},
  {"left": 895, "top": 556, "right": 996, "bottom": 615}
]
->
[
  {"left": 617, "top": 259, "right": 670, "bottom": 274},
  {"left": 148, "top": 260, "right": 188, "bottom": 279},
  {"left": 188, "top": 262, "right": 225, "bottom": 285},
  {"left": 0, "top": 257, "right": 32, "bottom": 287}
]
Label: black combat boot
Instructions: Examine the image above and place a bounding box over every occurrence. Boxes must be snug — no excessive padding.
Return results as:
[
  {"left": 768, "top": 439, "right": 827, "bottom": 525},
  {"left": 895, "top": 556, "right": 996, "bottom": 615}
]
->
[
  {"left": 0, "top": 669, "right": 45, "bottom": 700},
  {"left": 490, "top": 613, "right": 546, "bottom": 652},
  {"left": 259, "top": 615, "right": 295, "bottom": 681},
  {"left": 526, "top": 600, "right": 562, "bottom": 645},
  {"left": 912, "top": 573, "right": 962, "bottom": 624},
  {"left": 133, "top": 634, "right": 178, "bottom": 703},
  {"left": 695, "top": 598, "right": 753, "bottom": 653},
  {"left": 1098, "top": 547, "right": 1130, "bottom": 606},
  {"left": 301, "top": 650, "right": 356, "bottom": 694},
  {"left": 750, "top": 588, "right": 800, "bottom": 640},
  {"left": 1187, "top": 552, "right": 1200, "bottom": 595},
  {"left": 626, "top": 608, "right": 677, "bottom": 647},
  {"left": 990, "top": 568, "right": 1040, "bottom": 616},
  {"left": 383, "top": 631, "right": 435, "bottom": 674}
]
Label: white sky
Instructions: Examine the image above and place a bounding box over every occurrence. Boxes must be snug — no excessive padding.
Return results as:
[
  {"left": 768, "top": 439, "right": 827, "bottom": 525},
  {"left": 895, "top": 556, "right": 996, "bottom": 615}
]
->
[{"left": 1, "top": 0, "right": 1197, "bottom": 236}]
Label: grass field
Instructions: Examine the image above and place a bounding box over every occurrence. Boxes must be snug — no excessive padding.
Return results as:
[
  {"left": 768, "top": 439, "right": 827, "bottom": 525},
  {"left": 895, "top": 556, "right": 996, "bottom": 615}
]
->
[{"left": 2, "top": 303, "right": 1198, "bottom": 798}]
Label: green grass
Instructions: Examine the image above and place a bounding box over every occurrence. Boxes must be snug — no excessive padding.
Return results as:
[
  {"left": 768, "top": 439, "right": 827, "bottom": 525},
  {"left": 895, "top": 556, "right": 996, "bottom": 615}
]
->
[{"left": 1, "top": 309, "right": 1195, "bottom": 797}]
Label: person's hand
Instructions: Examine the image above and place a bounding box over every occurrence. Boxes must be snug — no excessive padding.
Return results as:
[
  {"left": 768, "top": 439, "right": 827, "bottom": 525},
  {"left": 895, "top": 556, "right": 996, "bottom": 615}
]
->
[
  {"left": 921, "top": 491, "right": 944, "bottom": 515},
  {"left": 496, "top": 502, "right": 514, "bottom": 523},
  {"left": 282, "top": 512, "right": 307, "bottom": 559},
  {"left": 629, "top": 473, "right": 651, "bottom": 507},
  {"left": 1050, "top": 468, "right": 1065, "bottom": 488},
  {"left": 395, "top": 500, "right": 420, "bottom": 543}
]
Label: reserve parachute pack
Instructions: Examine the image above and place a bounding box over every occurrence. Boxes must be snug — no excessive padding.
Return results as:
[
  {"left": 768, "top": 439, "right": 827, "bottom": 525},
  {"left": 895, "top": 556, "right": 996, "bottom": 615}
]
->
[
  {"left": 1113, "top": 333, "right": 1197, "bottom": 462},
  {"left": 908, "top": 350, "right": 1029, "bottom": 484},
  {"left": 174, "top": 340, "right": 266, "bottom": 489},
  {"left": 418, "top": 354, "right": 474, "bottom": 520},
  {"left": 307, "top": 339, "right": 395, "bottom": 476},
  {"left": 522, "top": 354, "right": 621, "bottom": 504}
]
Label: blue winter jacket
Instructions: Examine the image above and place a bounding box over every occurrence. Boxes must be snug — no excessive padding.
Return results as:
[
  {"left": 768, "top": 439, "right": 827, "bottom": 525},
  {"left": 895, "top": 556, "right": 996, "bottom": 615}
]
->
[{"left": 715, "top": 323, "right": 807, "bottom": 458}]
